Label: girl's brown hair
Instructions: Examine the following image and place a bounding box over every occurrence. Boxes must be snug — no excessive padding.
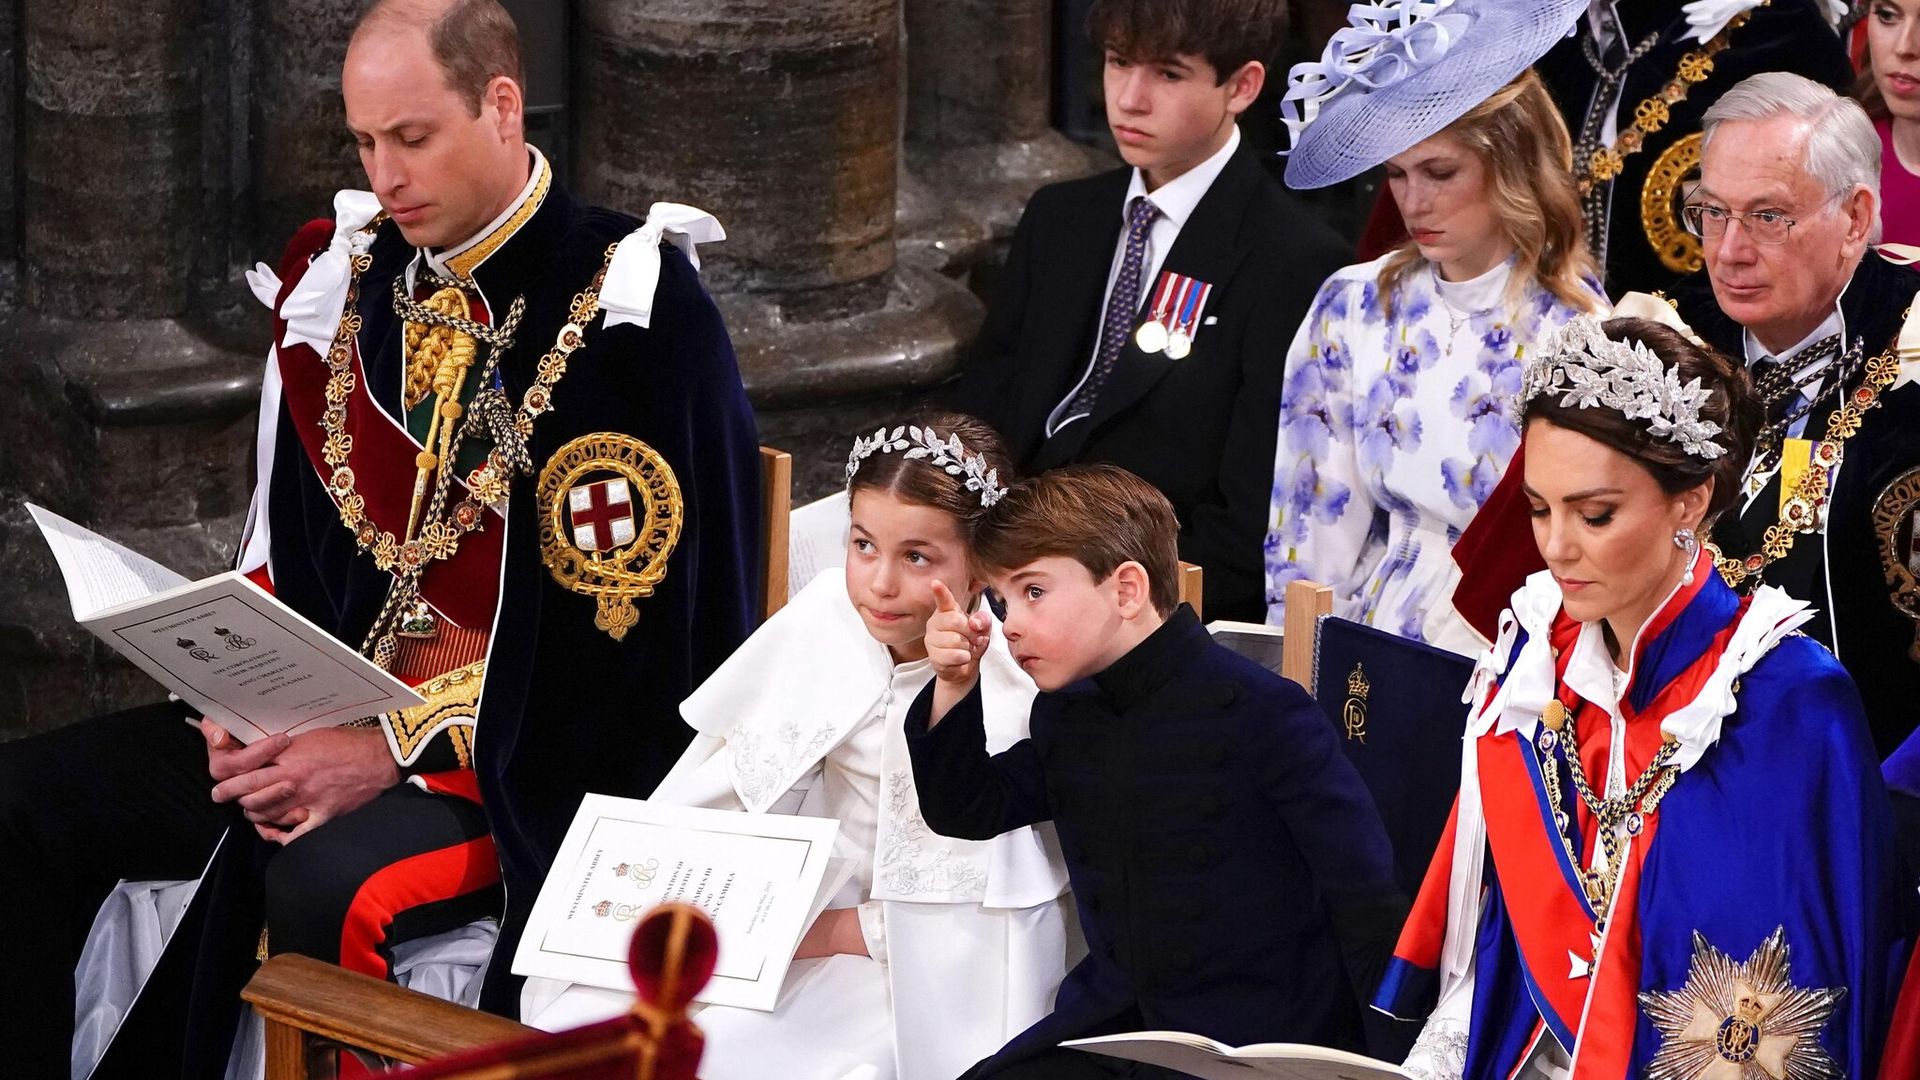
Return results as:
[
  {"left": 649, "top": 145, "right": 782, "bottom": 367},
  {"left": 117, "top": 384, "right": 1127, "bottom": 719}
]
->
[
  {"left": 845, "top": 412, "right": 1016, "bottom": 536},
  {"left": 1520, "top": 317, "right": 1761, "bottom": 525},
  {"left": 1378, "top": 70, "right": 1599, "bottom": 318}
]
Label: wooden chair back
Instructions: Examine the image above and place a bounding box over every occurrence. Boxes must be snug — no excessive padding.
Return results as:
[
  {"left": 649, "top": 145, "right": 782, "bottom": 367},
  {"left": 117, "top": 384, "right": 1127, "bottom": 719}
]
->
[
  {"left": 243, "top": 954, "right": 532, "bottom": 1080},
  {"left": 1280, "top": 580, "right": 1333, "bottom": 688},
  {"left": 1177, "top": 561, "right": 1204, "bottom": 621},
  {"left": 759, "top": 446, "right": 792, "bottom": 622}
]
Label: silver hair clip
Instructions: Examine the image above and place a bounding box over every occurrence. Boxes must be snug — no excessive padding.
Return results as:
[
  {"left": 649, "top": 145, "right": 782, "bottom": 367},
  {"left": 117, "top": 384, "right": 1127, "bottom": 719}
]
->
[
  {"left": 845, "top": 425, "right": 1008, "bottom": 508},
  {"left": 1519, "top": 315, "right": 1727, "bottom": 460}
]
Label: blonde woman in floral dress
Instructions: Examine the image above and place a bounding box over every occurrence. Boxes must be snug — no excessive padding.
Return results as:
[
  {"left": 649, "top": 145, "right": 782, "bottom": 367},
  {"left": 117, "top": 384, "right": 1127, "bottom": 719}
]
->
[{"left": 1269, "top": 53, "right": 1604, "bottom": 650}]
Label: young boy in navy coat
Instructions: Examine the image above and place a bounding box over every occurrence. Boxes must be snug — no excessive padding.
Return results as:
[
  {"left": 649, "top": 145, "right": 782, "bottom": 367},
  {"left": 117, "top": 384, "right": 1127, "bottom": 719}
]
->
[{"left": 907, "top": 465, "right": 1405, "bottom": 1078}]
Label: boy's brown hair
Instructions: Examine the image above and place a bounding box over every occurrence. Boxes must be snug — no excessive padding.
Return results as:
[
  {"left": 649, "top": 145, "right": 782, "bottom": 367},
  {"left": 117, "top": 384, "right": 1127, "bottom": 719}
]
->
[
  {"left": 1086, "top": 0, "right": 1289, "bottom": 84},
  {"left": 973, "top": 464, "right": 1181, "bottom": 615}
]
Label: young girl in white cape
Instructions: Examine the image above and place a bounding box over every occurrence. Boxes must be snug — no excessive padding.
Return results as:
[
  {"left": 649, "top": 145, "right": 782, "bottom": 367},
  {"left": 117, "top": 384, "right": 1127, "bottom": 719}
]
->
[{"left": 648, "top": 413, "right": 1071, "bottom": 1080}]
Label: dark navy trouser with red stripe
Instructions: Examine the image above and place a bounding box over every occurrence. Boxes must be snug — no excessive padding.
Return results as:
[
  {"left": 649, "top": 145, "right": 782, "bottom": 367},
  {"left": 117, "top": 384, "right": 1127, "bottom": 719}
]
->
[
  {"left": 0, "top": 702, "right": 503, "bottom": 1079},
  {"left": 264, "top": 779, "right": 502, "bottom": 979}
]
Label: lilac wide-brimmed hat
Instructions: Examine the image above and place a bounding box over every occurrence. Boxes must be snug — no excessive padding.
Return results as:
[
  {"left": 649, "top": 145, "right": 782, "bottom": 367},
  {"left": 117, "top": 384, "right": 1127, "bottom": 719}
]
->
[{"left": 1281, "top": 0, "right": 1588, "bottom": 190}]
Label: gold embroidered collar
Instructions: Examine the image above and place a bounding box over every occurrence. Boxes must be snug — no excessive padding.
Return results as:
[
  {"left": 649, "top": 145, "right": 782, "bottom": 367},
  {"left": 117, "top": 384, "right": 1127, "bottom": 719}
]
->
[{"left": 432, "top": 147, "right": 554, "bottom": 283}]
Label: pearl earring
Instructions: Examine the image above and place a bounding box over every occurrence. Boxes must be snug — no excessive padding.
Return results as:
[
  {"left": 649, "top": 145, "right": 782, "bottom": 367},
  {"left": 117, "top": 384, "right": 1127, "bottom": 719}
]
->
[{"left": 1674, "top": 528, "right": 1698, "bottom": 586}]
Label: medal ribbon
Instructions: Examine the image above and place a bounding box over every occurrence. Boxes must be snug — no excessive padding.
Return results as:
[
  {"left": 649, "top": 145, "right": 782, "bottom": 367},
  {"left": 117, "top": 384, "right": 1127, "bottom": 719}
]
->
[
  {"left": 1172, "top": 279, "right": 1211, "bottom": 338},
  {"left": 1146, "top": 271, "right": 1180, "bottom": 330}
]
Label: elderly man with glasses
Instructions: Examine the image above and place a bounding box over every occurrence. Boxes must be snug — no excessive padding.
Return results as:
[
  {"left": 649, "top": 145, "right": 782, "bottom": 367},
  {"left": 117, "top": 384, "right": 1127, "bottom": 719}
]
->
[{"left": 1664, "top": 70, "right": 1920, "bottom": 761}]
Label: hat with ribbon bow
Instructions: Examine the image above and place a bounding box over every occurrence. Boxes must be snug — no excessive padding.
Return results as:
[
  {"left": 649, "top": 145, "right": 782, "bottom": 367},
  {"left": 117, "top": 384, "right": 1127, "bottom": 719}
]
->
[{"left": 1281, "top": 0, "right": 1587, "bottom": 190}]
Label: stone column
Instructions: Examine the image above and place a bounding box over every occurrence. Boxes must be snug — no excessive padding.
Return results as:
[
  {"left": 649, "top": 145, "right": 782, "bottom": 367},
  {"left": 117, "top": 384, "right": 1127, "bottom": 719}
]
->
[
  {"left": 576, "top": 0, "right": 981, "bottom": 439},
  {"left": 21, "top": 3, "right": 202, "bottom": 317},
  {"left": 2, "top": 1, "right": 257, "bottom": 734},
  {"left": 0, "top": 4, "right": 17, "bottom": 310},
  {"left": 252, "top": 0, "right": 363, "bottom": 262},
  {"left": 901, "top": 0, "right": 1104, "bottom": 275}
]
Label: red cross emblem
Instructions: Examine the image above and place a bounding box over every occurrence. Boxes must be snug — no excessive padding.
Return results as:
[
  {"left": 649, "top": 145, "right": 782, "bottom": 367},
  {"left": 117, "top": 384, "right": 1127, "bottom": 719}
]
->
[{"left": 567, "top": 477, "right": 636, "bottom": 552}]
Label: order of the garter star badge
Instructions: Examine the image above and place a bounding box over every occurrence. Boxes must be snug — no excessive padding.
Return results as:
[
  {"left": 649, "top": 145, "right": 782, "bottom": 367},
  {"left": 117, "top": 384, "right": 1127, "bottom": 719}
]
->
[
  {"left": 537, "top": 432, "right": 683, "bottom": 642},
  {"left": 1638, "top": 927, "right": 1844, "bottom": 1080}
]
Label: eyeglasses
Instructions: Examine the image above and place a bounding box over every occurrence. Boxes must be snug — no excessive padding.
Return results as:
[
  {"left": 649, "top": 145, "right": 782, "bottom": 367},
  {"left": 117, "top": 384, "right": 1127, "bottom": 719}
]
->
[{"left": 1681, "top": 196, "right": 1839, "bottom": 245}]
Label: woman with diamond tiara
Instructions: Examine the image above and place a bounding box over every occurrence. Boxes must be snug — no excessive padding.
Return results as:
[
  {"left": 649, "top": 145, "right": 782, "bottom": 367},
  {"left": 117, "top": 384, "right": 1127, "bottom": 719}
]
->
[
  {"left": 542, "top": 412, "right": 1070, "bottom": 1080},
  {"left": 1376, "top": 316, "right": 1899, "bottom": 1079},
  {"left": 1265, "top": 0, "right": 1605, "bottom": 649}
]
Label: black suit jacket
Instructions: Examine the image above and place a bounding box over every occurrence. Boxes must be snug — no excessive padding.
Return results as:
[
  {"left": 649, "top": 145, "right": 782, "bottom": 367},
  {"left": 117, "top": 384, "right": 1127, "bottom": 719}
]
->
[
  {"left": 954, "top": 144, "right": 1350, "bottom": 622},
  {"left": 1537, "top": 0, "right": 1850, "bottom": 297},
  {"left": 905, "top": 607, "right": 1406, "bottom": 1066},
  {"left": 1675, "top": 251, "right": 1920, "bottom": 758}
]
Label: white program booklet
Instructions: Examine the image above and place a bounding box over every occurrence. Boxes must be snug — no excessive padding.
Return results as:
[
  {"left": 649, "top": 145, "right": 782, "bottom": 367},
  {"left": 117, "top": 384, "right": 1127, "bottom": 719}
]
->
[
  {"left": 512, "top": 794, "right": 847, "bottom": 1011},
  {"left": 1206, "top": 619, "right": 1286, "bottom": 676},
  {"left": 1064, "top": 1033, "right": 1414, "bottom": 1080},
  {"left": 786, "top": 491, "right": 848, "bottom": 600},
  {"left": 27, "top": 503, "right": 423, "bottom": 741}
]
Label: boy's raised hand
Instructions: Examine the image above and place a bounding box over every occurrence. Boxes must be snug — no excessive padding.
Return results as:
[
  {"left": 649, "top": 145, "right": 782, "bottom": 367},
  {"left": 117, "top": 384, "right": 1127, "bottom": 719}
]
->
[{"left": 926, "top": 580, "right": 991, "bottom": 726}]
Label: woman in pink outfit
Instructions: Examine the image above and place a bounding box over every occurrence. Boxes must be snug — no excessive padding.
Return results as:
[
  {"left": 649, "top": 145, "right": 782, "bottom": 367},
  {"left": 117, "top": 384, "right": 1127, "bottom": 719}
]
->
[{"left": 1860, "top": 0, "right": 1920, "bottom": 246}]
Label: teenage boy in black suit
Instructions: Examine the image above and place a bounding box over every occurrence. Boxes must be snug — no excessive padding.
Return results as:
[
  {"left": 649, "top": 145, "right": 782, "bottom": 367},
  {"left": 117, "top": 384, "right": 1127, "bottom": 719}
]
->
[
  {"left": 952, "top": 0, "right": 1350, "bottom": 623},
  {"left": 910, "top": 466, "right": 1404, "bottom": 1078}
]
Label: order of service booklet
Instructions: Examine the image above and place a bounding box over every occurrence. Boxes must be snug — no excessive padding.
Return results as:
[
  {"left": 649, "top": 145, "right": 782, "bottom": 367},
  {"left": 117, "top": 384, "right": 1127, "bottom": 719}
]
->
[
  {"left": 512, "top": 794, "right": 850, "bottom": 1012},
  {"left": 1064, "top": 1033, "right": 1415, "bottom": 1080},
  {"left": 27, "top": 503, "right": 424, "bottom": 741}
]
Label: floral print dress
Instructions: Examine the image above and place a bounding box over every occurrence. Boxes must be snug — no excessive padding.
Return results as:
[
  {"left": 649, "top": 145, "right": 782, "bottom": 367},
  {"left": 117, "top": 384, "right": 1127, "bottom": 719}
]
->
[{"left": 1265, "top": 254, "right": 1602, "bottom": 649}]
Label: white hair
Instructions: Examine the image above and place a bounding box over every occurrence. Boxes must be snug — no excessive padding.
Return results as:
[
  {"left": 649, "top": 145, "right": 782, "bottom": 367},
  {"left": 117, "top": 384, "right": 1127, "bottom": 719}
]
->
[{"left": 1701, "top": 71, "right": 1882, "bottom": 243}]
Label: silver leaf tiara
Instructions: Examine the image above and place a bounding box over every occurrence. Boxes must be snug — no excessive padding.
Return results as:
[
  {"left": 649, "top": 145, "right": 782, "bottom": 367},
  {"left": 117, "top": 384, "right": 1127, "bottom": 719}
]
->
[
  {"left": 1519, "top": 315, "right": 1727, "bottom": 460},
  {"left": 844, "top": 425, "right": 1008, "bottom": 508}
]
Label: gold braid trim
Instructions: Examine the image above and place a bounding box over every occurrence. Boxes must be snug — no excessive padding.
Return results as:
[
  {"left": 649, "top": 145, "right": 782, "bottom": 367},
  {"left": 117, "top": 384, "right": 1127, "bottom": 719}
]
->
[
  {"left": 403, "top": 286, "right": 479, "bottom": 409},
  {"left": 380, "top": 660, "right": 486, "bottom": 769},
  {"left": 445, "top": 159, "right": 552, "bottom": 281}
]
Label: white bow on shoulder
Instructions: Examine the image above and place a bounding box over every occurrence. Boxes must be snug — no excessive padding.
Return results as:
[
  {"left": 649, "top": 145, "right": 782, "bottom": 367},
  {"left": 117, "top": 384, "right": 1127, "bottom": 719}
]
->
[
  {"left": 1679, "top": 0, "right": 1833, "bottom": 42},
  {"left": 599, "top": 203, "right": 727, "bottom": 331},
  {"left": 274, "top": 190, "right": 384, "bottom": 353}
]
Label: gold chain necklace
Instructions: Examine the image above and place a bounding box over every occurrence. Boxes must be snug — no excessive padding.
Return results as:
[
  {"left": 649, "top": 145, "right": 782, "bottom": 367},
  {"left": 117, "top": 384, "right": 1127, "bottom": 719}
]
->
[
  {"left": 315, "top": 219, "right": 621, "bottom": 665},
  {"left": 1711, "top": 331, "right": 1905, "bottom": 590},
  {"left": 1574, "top": 4, "right": 1765, "bottom": 196},
  {"left": 1534, "top": 699, "right": 1681, "bottom": 921}
]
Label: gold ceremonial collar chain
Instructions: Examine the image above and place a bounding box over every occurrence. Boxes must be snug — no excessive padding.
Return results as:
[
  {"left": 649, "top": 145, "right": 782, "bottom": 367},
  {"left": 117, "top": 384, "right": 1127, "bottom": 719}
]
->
[
  {"left": 1573, "top": 4, "right": 1764, "bottom": 196},
  {"left": 1709, "top": 322, "right": 1906, "bottom": 592},
  {"left": 1572, "top": 3, "right": 1766, "bottom": 266},
  {"left": 1533, "top": 698, "right": 1681, "bottom": 924},
  {"left": 313, "top": 214, "right": 621, "bottom": 667}
]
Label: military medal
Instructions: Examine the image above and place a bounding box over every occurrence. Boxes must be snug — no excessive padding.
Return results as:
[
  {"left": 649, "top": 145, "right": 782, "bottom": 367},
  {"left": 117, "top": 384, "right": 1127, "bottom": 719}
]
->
[
  {"left": 1134, "top": 319, "right": 1168, "bottom": 354},
  {"left": 1159, "top": 272, "right": 1213, "bottom": 361},
  {"left": 1134, "top": 271, "right": 1181, "bottom": 354}
]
